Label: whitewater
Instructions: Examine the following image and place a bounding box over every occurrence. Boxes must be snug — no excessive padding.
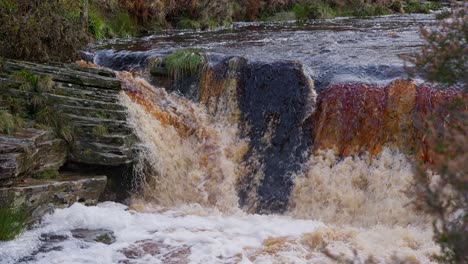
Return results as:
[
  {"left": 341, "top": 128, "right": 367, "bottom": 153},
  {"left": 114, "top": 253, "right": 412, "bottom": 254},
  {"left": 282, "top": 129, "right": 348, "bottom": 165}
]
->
[{"left": 0, "top": 73, "right": 438, "bottom": 264}]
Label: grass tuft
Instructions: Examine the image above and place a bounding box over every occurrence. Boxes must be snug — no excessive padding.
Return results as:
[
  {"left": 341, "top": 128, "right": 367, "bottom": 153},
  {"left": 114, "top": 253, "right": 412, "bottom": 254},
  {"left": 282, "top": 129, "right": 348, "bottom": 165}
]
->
[
  {"left": 165, "top": 49, "right": 207, "bottom": 81},
  {"left": 0, "top": 111, "right": 24, "bottom": 135},
  {"left": 0, "top": 206, "right": 28, "bottom": 241}
]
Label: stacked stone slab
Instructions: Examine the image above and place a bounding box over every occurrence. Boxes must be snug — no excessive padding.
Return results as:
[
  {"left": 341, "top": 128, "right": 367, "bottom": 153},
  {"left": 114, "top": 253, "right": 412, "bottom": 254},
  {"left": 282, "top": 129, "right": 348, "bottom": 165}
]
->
[
  {"left": 0, "top": 129, "right": 66, "bottom": 180},
  {"left": 1, "top": 60, "right": 135, "bottom": 173}
]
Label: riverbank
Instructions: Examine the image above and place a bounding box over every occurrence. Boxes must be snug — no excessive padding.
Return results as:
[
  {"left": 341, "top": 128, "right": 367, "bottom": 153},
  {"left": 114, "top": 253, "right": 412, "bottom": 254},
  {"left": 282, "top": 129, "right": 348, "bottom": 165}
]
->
[{"left": 0, "top": 0, "right": 448, "bottom": 63}]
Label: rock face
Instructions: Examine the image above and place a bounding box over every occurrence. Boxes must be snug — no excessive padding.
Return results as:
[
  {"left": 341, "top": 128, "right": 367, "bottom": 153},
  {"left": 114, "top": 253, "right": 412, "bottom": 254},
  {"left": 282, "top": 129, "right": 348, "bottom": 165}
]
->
[
  {"left": 0, "top": 175, "right": 106, "bottom": 218},
  {"left": 313, "top": 81, "right": 465, "bottom": 158},
  {"left": 0, "top": 59, "right": 136, "bottom": 216},
  {"left": 1, "top": 59, "right": 136, "bottom": 172},
  {"left": 236, "top": 60, "right": 316, "bottom": 214},
  {"left": 0, "top": 129, "right": 66, "bottom": 180}
]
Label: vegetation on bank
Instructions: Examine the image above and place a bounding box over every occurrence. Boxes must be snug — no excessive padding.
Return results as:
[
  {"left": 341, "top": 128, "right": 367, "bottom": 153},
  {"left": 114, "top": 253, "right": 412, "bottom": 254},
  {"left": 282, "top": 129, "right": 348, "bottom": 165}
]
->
[
  {"left": 0, "top": 206, "right": 28, "bottom": 241},
  {"left": 0, "top": 69, "right": 75, "bottom": 143},
  {"left": 0, "top": 0, "right": 448, "bottom": 63},
  {"left": 404, "top": 6, "right": 467, "bottom": 88},
  {"left": 407, "top": 5, "right": 467, "bottom": 263}
]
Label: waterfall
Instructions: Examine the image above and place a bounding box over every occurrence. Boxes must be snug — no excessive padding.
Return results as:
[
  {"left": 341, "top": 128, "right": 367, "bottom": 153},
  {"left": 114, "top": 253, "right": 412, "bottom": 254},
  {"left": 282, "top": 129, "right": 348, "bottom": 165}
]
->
[
  {"left": 111, "top": 71, "right": 444, "bottom": 263},
  {"left": 118, "top": 72, "right": 248, "bottom": 212}
]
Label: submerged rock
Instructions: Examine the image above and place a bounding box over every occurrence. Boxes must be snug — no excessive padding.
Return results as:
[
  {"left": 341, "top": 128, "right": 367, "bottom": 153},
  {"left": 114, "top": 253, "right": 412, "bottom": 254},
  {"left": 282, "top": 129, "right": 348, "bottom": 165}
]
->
[{"left": 71, "top": 228, "right": 116, "bottom": 245}]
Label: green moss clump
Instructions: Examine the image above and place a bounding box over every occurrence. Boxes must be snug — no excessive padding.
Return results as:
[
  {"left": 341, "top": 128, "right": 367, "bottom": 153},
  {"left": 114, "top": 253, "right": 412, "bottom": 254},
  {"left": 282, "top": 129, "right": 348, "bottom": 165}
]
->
[
  {"left": 404, "top": 0, "right": 437, "bottom": 14},
  {"left": 33, "top": 168, "right": 60, "bottom": 180},
  {"left": 177, "top": 18, "right": 202, "bottom": 30},
  {"left": 165, "top": 49, "right": 207, "bottom": 81},
  {"left": 92, "top": 125, "right": 109, "bottom": 138},
  {"left": 0, "top": 206, "right": 28, "bottom": 241}
]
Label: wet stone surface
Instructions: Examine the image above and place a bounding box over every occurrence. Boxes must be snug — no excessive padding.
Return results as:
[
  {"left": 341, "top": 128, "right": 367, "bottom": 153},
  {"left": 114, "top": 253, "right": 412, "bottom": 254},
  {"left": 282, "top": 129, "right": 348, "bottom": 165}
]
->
[
  {"left": 118, "top": 240, "right": 190, "bottom": 264},
  {"left": 71, "top": 228, "right": 116, "bottom": 245}
]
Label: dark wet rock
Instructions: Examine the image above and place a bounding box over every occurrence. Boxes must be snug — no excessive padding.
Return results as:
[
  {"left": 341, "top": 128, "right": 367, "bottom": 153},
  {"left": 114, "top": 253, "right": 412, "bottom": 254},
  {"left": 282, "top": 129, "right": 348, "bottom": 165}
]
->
[
  {"left": 71, "top": 228, "right": 116, "bottom": 245},
  {"left": 40, "top": 233, "right": 69, "bottom": 243},
  {"left": 0, "top": 175, "right": 107, "bottom": 217},
  {"left": 118, "top": 240, "right": 190, "bottom": 264},
  {"left": 237, "top": 60, "right": 316, "bottom": 214},
  {"left": 18, "top": 233, "right": 69, "bottom": 262}
]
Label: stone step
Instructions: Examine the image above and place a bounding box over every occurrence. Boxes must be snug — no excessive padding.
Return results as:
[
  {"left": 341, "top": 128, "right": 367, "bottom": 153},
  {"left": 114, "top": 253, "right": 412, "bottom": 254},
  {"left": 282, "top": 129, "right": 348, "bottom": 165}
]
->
[
  {"left": 46, "top": 93, "right": 125, "bottom": 111},
  {"left": 3, "top": 60, "right": 121, "bottom": 90},
  {"left": 0, "top": 129, "right": 55, "bottom": 147},
  {"left": 48, "top": 62, "right": 116, "bottom": 78},
  {"left": 69, "top": 149, "right": 133, "bottom": 165},
  {"left": 74, "top": 133, "right": 135, "bottom": 146},
  {"left": 68, "top": 115, "right": 133, "bottom": 135},
  {"left": 73, "top": 141, "right": 132, "bottom": 157},
  {"left": 59, "top": 105, "right": 127, "bottom": 121},
  {"left": 0, "top": 142, "right": 24, "bottom": 154},
  {"left": 51, "top": 84, "right": 120, "bottom": 103}
]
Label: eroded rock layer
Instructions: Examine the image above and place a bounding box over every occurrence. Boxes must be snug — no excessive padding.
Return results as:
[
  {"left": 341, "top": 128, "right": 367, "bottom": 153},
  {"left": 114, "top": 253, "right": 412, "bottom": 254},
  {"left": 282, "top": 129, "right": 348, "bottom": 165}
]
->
[{"left": 313, "top": 81, "right": 465, "bottom": 158}]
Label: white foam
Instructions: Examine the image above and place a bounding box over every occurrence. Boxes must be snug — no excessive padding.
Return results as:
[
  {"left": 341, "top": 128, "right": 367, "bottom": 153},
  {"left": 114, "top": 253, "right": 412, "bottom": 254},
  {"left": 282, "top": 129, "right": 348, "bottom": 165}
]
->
[{"left": 0, "top": 202, "right": 438, "bottom": 264}]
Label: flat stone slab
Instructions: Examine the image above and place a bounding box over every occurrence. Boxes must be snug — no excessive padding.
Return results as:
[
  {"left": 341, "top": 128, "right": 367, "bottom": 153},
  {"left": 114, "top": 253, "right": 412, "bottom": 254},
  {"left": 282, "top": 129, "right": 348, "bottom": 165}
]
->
[{"left": 0, "top": 175, "right": 107, "bottom": 218}]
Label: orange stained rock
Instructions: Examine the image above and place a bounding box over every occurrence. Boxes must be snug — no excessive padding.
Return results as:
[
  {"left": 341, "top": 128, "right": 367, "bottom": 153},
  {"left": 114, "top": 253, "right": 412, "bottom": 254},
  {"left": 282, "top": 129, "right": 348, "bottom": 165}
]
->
[{"left": 314, "top": 80, "right": 465, "bottom": 158}]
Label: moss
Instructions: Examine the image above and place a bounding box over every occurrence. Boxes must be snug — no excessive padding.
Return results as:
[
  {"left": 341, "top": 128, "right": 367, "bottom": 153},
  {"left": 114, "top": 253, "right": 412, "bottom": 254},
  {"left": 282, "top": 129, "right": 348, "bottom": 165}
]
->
[
  {"left": 177, "top": 18, "right": 202, "bottom": 30},
  {"left": 33, "top": 168, "right": 60, "bottom": 179},
  {"left": 58, "top": 125, "right": 74, "bottom": 144},
  {"left": 0, "top": 0, "right": 17, "bottom": 12},
  {"left": 92, "top": 125, "right": 109, "bottom": 138},
  {"left": 95, "top": 110, "right": 111, "bottom": 119},
  {"left": 293, "top": 2, "right": 336, "bottom": 20},
  {"left": 0, "top": 206, "right": 28, "bottom": 241},
  {"left": 261, "top": 11, "right": 296, "bottom": 22},
  {"left": 165, "top": 49, "right": 207, "bottom": 81},
  {"left": 404, "top": 1, "right": 430, "bottom": 14}
]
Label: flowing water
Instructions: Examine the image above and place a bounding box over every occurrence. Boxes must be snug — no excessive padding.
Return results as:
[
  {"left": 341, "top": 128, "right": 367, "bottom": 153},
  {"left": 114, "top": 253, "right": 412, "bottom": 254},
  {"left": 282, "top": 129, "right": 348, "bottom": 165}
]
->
[
  {"left": 92, "top": 14, "right": 433, "bottom": 90},
  {"left": 1, "top": 14, "right": 457, "bottom": 264}
]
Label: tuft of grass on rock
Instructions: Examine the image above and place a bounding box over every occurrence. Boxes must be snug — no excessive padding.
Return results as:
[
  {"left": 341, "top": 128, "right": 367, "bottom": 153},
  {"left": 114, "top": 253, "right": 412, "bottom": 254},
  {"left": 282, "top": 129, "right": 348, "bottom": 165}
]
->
[
  {"left": 0, "top": 110, "right": 15, "bottom": 134},
  {"left": 0, "top": 111, "right": 24, "bottom": 135},
  {"left": 165, "top": 49, "right": 207, "bottom": 81},
  {"left": 0, "top": 206, "right": 28, "bottom": 241}
]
